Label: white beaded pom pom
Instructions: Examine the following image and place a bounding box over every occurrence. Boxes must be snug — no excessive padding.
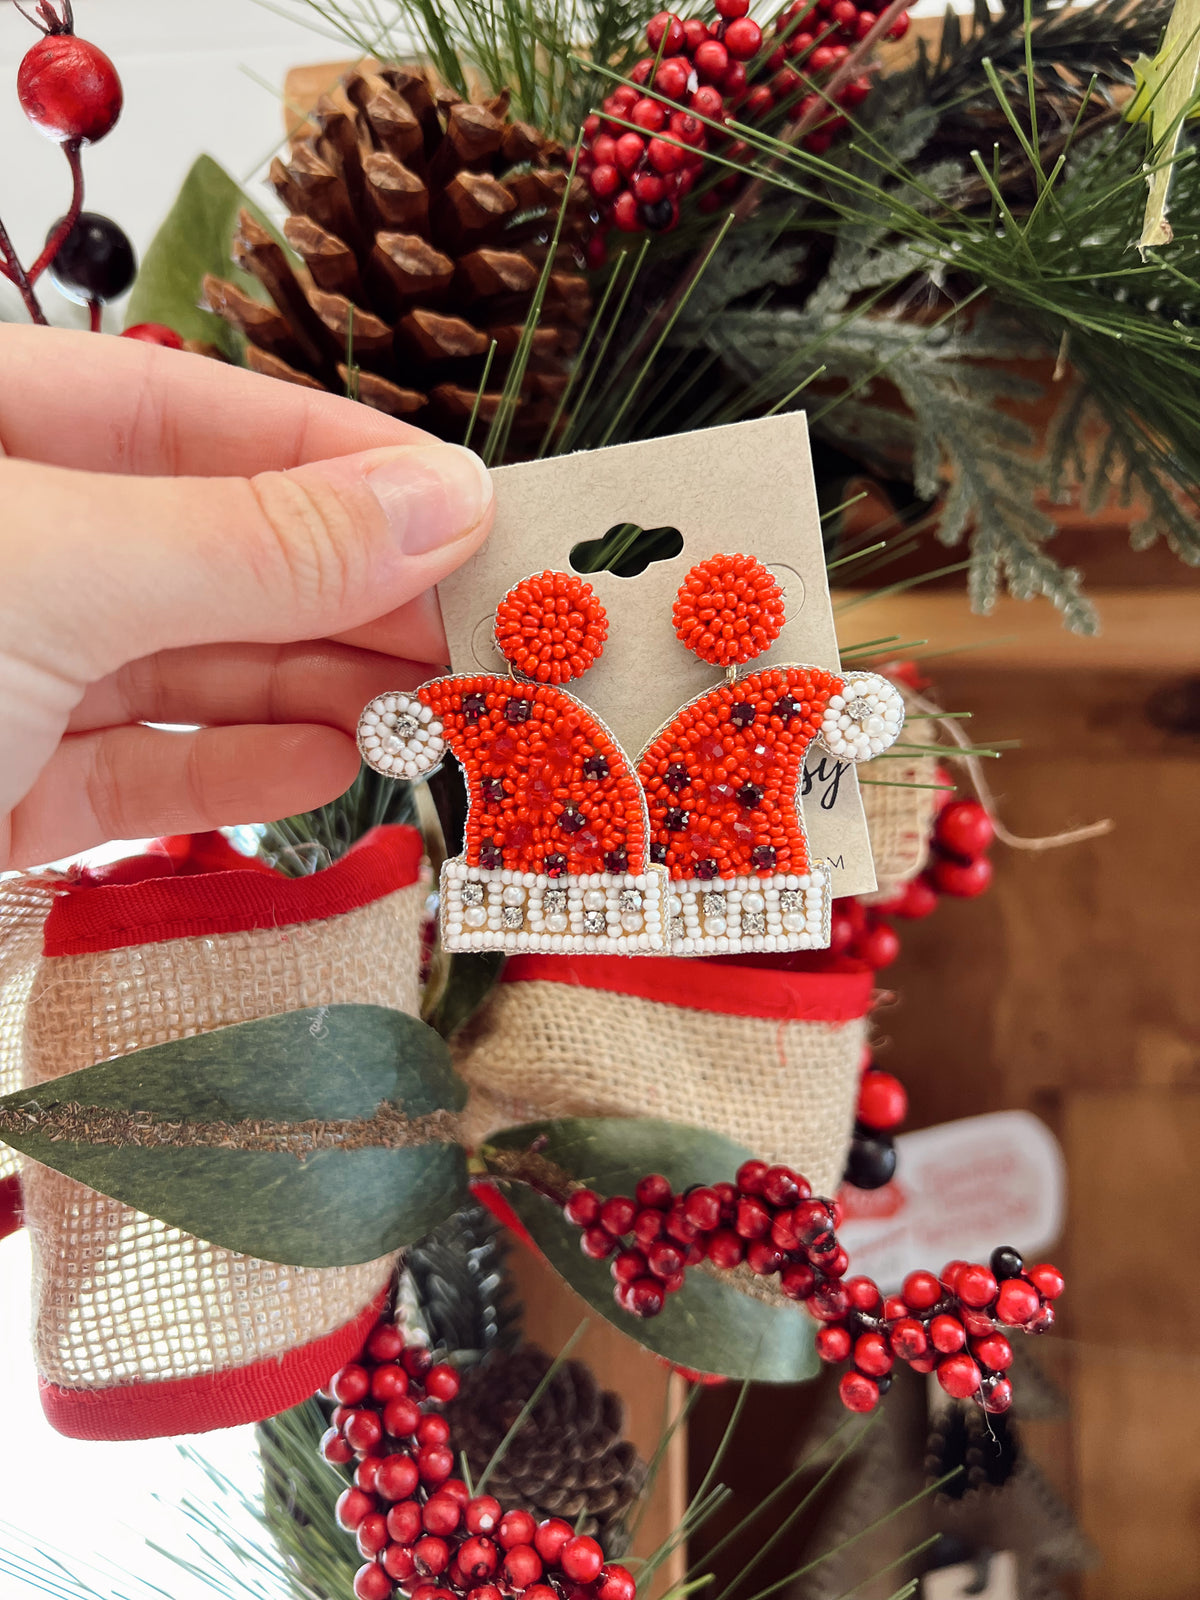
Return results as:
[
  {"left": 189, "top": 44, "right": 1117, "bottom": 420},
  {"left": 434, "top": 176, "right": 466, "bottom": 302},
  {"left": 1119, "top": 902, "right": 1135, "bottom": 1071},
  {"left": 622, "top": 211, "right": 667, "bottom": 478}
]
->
[
  {"left": 357, "top": 693, "right": 446, "bottom": 780},
  {"left": 817, "top": 672, "right": 905, "bottom": 762}
]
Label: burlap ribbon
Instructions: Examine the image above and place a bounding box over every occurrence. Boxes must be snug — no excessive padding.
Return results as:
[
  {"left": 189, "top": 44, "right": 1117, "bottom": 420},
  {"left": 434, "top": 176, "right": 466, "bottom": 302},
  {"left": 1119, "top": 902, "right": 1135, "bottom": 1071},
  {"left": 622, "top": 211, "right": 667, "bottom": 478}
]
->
[{"left": 0, "top": 828, "right": 427, "bottom": 1439}]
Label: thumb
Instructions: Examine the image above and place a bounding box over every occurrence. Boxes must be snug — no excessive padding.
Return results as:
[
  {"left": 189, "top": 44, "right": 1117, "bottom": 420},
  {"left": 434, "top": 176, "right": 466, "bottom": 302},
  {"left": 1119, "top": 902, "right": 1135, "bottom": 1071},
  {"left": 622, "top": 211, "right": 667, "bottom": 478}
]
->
[{"left": 0, "top": 441, "right": 493, "bottom": 680}]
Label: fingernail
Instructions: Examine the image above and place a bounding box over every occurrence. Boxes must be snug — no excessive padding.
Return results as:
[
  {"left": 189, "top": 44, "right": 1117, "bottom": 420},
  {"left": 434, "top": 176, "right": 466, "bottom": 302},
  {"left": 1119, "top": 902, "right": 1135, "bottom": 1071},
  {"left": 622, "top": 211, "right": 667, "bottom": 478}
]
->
[{"left": 366, "top": 444, "right": 493, "bottom": 555}]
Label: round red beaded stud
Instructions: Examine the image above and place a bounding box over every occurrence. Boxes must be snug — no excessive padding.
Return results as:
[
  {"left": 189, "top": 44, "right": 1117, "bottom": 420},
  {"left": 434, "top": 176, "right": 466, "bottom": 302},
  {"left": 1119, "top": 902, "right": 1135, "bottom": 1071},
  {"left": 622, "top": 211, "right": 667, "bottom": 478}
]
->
[
  {"left": 494, "top": 570, "right": 609, "bottom": 685},
  {"left": 672, "top": 553, "right": 786, "bottom": 669}
]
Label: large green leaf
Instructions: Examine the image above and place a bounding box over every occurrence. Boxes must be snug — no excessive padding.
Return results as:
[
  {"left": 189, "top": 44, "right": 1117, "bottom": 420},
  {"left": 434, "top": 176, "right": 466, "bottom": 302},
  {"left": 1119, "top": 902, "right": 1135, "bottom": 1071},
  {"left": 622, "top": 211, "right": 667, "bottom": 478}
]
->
[
  {"left": 486, "top": 1118, "right": 818, "bottom": 1384},
  {"left": 0, "top": 1005, "right": 467, "bottom": 1268},
  {"left": 124, "top": 154, "right": 279, "bottom": 358}
]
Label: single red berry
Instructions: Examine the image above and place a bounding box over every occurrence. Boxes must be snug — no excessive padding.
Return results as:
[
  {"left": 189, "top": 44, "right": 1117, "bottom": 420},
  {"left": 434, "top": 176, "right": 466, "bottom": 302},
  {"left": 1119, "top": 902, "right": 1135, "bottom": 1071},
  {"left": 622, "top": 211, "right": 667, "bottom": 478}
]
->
[
  {"left": 890, "top": 1318, "right": 928, "bottom": 1361},
  {"left": 383, "top": 1544, "right": 418, "bottom": 1582},
  {"left": 596, "top": 1564, "right": 638, "bottom": 1600},
  {"left": 747, "top": 1240, "right": 785, "bottom": 1276},
  {"left": 647, "top": 1239, "right": 686, "bottom": 1278},
  {"left": 683, "top": 1187, "right": 723, "bottom": 1231},
  {"left": 933, "top": 855, "right": 993, "bottom": 898},
  {"left": 981, "top": 1376, "right": 1013, "bottom": 1414},
  {"left": 502, "top": 1545, "right": 543, "bottom": 1589},
  {"left": 995, "top": 1278, "right": 1041, "bottom": 1326},
  {"left": 614, "top": 133, "right": 646, "bottom": 175},
  {"left": 383, "top": 1396, "right": 421, "bottom": 1438},
  {"left": 936, "top": 1353, "right": 982, "bottom": 1400},
  {"left": 956, "top": 1264, "right": 999, "bottom": 1309},
  {"left": 962, "top": 1308, "right": 997, "bottom": 1338},
  {"left": 689, "top": 85, "right": 725, "bottom": 121},
  {"left": 910, "top": 1353, "right": 936, "bottom": 1374},
  {"left": 779, "top": 1262, "right": 817, "bottom": 1300},
  {"left": 565, "top": 1189, "right": 602, "bottom": 1227},
  {"left": 599, "top": 1196, "right": 637, "bottom": 1235},
  {"left": 497, "top": 1511, "right": 537, "bottom": 1551},
  {"left": 561, "top": 1536, "right": 605, "bottom": 1584},
  {"left": 417, "top": 1444, "right": 454, "bottom": 1484},
  {"left": 715, "top": 0, "right": 750, "bottom": 15},
  {"left": 636, "top": 1173, "right": 673, "bottom": 1209},
  {"left": 458, "top": 1537, "right": 499, "bottom": 1582},
  {"left": 321, "top": 1427, "right": 354, "bottom": 1464},
  {"left": 613, "top": 1248, "right": 650, "bottom": 1285},
  {"left": 386, "top": 1501, "right": 422, "bottom": 1544},
  {"left": 356, "top": 1457, "right": 383, "bottom": 1493},
  {"left": 902, "top": 1270, "right": 942, "bottom": 1312},
  {"left": 423, "top": 1495, "right": 462, "bottom": 1536},
  {"left": 723, "top": 17, "right": 763, "bottom": 58},
  {"left": 971, "top": 1332, "right": 1013, "bottom": 1371},
  {"left": 845, "top": 1276, "right": 882, "bottom": 1313},
  {"left": 1026, "top": 1303, "right": 1056, "bottom": 1334},
  {"left": 654, "top": 58, "right": 691, "bottom": 99},
  {"left": 706, "top": 1229, "right": 745, "bottom": 1269},
  {"left": 854, "top": 1331, "right": 893, "bottom": 1376},
  {"left": 936, "top": 800, "right": 994, "bottom": 859},
  {"left": 417, "top": 1415, "right": 451, "bottom": 1448},
  {"left": 761, "top": 1165, "right": 801, "bottom": 1206},
  {"left": 403, "top": 1345, "right": 433, "bottom": 1379},
  {"left": 337, "top": 1488, "right": 377, "bottom": 1531},
  {"left": 854, "top": 11, "right": 878, "bottom": 40},
  {"left": 523, "top": 1587, "right": 559, "bottom": 1600},
  {"left": 809, "top": 44, "right": 839, "bottom": 71},
  {"left": 646, "top": 10, "right": 686, "bottom": 52},
  {"left": 839, "top": 1371, "right": 879, "bottom": 1412},
  {"left": 736, "top": 1159, "right": 769, "bottom": 1195},
  {"left": 631, "top": 57, "right": 655, "bottom": 85},
  {"left": 612, "top": 191, "right": 641, "bottom": 231},
  {"left": 894, "top": 876, "right": 939, "bottom": 918},
  {"left": 734, "top": 1196, "right": 772, "bottom": 1239},
  {"left": 533, "top": 1519, "right": 574, "bottom": 1563},
  {"left": 930, "top": 1314, "right": 967, "bottom": 1354},
  {"left": 425, "top": 1363, "right": 460, "bottom": 1402},
  {"left": 1028, "top": 1263, "right": 1065, "bottom": 1300},
  {"left": 631, "top": 97, "right": 667, "bottom": 132},
  {"left": 121, "top": 322, "right": 184, "bottom": 348},
  {"left": 415, "top": 1536, "right": 451, "bottom": 1576},
  {"left": 744, "top": 85, "right": 775, "bottom": 118},
  {"left": 939, "top": 1260, "right": 968, "bottom": 1294},
  {"left": 331, "top": 1362, "right": 371, "bottom": 1404},
  {"left": 345, "top": 1410, "right": 384, "bottom": 1454},
  {"left": 856, "top": 1070, "right": 908, "bottom": 1132},
  {"left": 376, "top": 1453, "right": 420, "bottom": 1501},
  {"left": 857, "top": 921, "right": 901, "bottom": 969},
  {"left": 371, "top": 1364, "right": 409, "bottom": 1403},
  {"left": 367, "top": 1323, "right": 405, "bottom": 1363},
  {"left": 722, "top": 59, "right": 747, "bottom": 95},
  {"left": 886, "top": 11, "right": 911, "bottom": 40},
  {"left": 694, "top": 38, "right": 730, "bottom": 82},
  {"left": 663, "top": 1204, "right": 699, "bottom": 1245},
  {"left": 815, "top": 1324, "right": 852, "bottom": 1363},
  {"left": 354, "top": 1562, "right": 395, "bottom": 1600},
  {"left": 633, "top": 1208, "right": 666, "bottom": 1246},
  {"left": 646, "top": 135, "right": 685, "bottom": 173},
  {"left": 582, "top": 1225, "right": 616, "bottom": 1259},
  {"left": 882, "top": 1294, "right": 908, "bottom": 1321},
  {"left": 627, "top": 1277, "right": 666, "bottom": 1316},
  {"left": 465, "top": 1497, "right": 502, "bottom": 1536},
  {"left": 443, "top": 1479, "right": 470, "bottom": 1508},
  {"left": 824, "top": 1246, "right": 850, "bottom": 1279},
  {"left": 837, "top": 75, "right": 872, "bottom": 107},
  {"left": 18, "top": 34, "right": 123, "bottom": 145},
  {"left": 358, "top": 1514, "right": 391, "bottom": 1557},
  {"left": 808, "top": 1281, "right": 850, "bottom": 1321}
]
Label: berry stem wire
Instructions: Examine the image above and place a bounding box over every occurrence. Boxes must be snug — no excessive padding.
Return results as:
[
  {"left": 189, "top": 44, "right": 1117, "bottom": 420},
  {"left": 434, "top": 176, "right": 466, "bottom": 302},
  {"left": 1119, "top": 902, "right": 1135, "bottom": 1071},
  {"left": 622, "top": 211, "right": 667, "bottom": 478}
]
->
[
  {"left": 28, "top": 140, "right": 84, "bottom": 284},
  {"left": 0, "top": 213, "right": 49, "bottom": 322}
]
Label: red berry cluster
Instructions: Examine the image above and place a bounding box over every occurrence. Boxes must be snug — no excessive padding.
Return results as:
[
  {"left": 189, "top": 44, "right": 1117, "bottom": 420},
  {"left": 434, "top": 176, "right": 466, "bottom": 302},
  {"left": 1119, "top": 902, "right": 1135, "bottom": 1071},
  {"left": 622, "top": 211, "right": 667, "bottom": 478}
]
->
[
  {"left": 579, "top": 0, "right": 909, "bottom": 244},
  {"left": 561, "top": 1165, "right": 1063, "bottom": 1416},
  {"left": 322, "top": 1323, "right": 637, "bottom": 1600}
]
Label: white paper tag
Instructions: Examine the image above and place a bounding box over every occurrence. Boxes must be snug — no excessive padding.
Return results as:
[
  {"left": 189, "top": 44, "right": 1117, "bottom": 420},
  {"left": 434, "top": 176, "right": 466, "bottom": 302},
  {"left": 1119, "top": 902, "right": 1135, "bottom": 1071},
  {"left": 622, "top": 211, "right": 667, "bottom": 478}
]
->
[
  {"left": 436, "top": 414, "right": 879, "bottom": 896},
  {"left": 837, "top": 1111, "right": 1066, "bottom": 1291},
  {"left": 923, "top": 1551, "right": 1018, "bottom": 1600}
]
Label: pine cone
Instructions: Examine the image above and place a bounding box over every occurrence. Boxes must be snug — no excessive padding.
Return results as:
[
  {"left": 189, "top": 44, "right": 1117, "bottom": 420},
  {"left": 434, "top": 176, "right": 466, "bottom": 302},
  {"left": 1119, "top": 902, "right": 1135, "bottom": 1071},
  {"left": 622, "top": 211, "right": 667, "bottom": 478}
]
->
[
  {"left": 203, "top": 68, "right": 591, "bottom": 450},
  {"left": 448, "top": 1345, "right": 646, "bottom": 1543}
]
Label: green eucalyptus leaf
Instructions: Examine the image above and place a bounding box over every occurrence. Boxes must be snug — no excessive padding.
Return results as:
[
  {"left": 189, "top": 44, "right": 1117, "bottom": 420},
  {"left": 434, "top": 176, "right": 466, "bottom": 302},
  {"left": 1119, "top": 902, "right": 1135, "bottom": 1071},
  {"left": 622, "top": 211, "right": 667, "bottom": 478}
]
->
[
  {"left": 124, "top": 154, "right": 281, "bottom": 358},
  {"left": 486, "top": 1118, "right": 818, "bottom": 1384},
  {"left": 0, "top": 1005, "right": 467, "bottom": 1268}
]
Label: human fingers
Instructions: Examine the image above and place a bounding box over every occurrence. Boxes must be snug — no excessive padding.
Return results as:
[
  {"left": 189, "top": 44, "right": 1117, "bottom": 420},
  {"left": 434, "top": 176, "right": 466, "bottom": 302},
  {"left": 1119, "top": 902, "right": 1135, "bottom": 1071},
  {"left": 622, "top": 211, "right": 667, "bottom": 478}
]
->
[
  {"left": 0, "top": 325, "right": 431, "bottom": 476},
  {"left": 66, "top": 641, "right": 427, "bottom": 734},
  {"left": 6, "top": 723, "right": 359, "bottom": 868},
  {"left": 0, "top": 439, "right": 492, "bottom": 688}
]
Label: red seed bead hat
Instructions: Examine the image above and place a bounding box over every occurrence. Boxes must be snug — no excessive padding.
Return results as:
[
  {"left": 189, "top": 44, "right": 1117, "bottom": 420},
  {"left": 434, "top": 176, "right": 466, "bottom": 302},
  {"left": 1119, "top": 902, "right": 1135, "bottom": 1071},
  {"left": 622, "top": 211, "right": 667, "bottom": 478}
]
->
[
  {"left": 494, "top": 570, "right": 609, "bottom": 685},
  {"left": 672, "top": 553, "right": 785, "bottom": 668}
]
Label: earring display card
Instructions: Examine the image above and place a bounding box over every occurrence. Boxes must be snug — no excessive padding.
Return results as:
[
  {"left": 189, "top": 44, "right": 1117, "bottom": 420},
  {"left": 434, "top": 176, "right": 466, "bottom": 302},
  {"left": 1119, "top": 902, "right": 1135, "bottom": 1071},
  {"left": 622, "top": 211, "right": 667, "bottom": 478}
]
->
[{"left": 437, "top": 414, "right": 880, "bottom": 897}]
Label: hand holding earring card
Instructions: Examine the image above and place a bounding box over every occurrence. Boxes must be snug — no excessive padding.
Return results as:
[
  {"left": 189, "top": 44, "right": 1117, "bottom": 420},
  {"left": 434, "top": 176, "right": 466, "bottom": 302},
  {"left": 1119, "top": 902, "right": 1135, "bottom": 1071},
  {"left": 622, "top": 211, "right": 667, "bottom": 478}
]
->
[{"left": 357, "top": 414, "right": 904, "bottom": 957}]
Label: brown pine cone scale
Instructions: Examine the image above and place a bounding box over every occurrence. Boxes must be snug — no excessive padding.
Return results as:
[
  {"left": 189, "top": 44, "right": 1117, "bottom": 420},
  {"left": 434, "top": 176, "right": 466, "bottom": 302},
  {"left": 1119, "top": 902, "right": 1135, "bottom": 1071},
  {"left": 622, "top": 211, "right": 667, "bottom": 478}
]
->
[{"left": 203, "top": 69, "right": 590, "bottom": 448}]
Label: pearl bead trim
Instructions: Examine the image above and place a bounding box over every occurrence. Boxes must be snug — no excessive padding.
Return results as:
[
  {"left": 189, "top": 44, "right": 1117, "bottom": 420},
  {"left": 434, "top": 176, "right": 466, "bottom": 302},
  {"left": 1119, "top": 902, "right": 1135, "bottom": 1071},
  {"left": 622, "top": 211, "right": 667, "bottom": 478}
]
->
[
  {"left": 667, "top": 866, "right": 830, "bottom": 955},
  {"left": 816, "top": 672, "right": 905, "bottom": 762},
  {"left": 440, "top": 859, "right": 670, "bottom": 954},
  {"left": 357, "top": 693, "right": 447, "bottom": 779}
]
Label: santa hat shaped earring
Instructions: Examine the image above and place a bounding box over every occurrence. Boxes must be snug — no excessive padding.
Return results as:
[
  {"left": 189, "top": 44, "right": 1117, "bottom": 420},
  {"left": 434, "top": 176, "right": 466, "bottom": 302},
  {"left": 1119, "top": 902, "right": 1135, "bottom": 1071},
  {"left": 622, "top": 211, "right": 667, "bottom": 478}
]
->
[
  {"left": 636, "top": 553, "right": 905, "bottom": 955},
  {"left": 358, "top": 571, "right": 668, "bottom": 955}
]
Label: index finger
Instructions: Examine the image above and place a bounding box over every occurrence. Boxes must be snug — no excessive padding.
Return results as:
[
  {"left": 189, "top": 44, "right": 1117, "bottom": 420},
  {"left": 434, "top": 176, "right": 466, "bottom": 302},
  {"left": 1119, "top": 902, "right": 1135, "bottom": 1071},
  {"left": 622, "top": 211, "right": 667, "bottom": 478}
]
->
[{"left": 0, "top": 325, "right": 432, "bottom": 477}]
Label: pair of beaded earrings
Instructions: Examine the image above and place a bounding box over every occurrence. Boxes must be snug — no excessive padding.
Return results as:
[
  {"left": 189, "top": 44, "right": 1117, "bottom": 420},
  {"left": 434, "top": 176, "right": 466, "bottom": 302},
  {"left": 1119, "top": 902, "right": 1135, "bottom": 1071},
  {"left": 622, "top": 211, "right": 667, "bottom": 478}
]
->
[{"left": 357, "top": 554, "right": 904, "bottom": 957}]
